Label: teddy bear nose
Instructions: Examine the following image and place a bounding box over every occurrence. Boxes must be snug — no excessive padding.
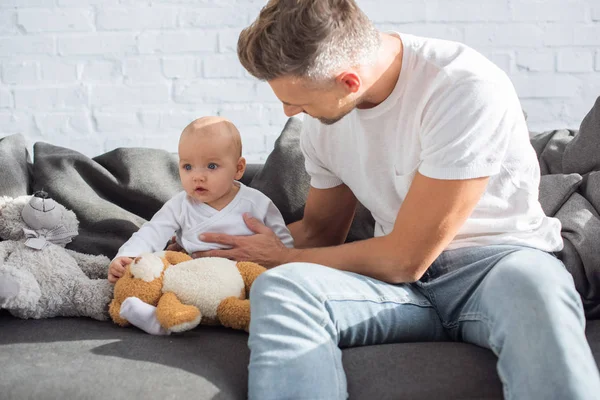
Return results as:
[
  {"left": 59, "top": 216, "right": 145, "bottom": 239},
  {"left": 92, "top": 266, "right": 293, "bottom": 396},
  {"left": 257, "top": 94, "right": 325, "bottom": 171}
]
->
[{"left": 33, "top": 190, "right": 49, "bottom": 200}]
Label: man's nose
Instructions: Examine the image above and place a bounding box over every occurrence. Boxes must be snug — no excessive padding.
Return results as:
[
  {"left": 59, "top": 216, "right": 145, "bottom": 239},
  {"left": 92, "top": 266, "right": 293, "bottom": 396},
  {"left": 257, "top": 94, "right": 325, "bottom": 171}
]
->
[{"left": 283, "top": 104, "right": 302, "bottom": 117}]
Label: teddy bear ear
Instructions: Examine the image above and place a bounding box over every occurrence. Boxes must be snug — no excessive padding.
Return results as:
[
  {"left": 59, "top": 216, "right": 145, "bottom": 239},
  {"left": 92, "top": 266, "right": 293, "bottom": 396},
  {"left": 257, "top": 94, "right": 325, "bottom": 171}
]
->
[{"left": 0, "top": 196, "right": 14, "bottom": 210}]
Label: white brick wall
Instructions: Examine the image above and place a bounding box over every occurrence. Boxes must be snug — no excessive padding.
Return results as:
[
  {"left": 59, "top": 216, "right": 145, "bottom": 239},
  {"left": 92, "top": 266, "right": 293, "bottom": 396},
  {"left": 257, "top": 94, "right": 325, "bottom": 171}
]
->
[{"left": 0, "top": 0, "right": 599, "bottom": 160}]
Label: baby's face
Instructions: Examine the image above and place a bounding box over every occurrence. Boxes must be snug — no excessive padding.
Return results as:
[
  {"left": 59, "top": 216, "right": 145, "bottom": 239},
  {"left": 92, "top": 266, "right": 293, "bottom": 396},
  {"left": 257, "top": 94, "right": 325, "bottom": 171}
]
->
[{"left": 178, "top": 129, "right": 243, "bottom": 208}]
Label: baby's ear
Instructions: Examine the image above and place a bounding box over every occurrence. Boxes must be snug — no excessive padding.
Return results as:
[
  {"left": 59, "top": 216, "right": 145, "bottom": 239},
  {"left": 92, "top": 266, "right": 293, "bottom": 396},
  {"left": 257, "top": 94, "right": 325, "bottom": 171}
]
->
[{"left": 236, "top": 157, "right": 247, "bottom": 179}]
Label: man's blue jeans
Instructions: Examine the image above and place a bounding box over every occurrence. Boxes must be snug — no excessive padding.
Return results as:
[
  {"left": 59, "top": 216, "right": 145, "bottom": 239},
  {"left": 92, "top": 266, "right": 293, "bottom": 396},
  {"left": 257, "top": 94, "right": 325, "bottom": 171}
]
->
[{"left": 248, "top": 245, "right": 600, "bottom": 399}]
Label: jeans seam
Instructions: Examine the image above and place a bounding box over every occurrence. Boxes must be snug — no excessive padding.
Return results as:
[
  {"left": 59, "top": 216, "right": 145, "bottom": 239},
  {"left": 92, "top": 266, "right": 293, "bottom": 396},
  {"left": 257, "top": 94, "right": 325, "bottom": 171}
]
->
[{"left": 451, "top": 312, "right": 511, "bottom": 400}]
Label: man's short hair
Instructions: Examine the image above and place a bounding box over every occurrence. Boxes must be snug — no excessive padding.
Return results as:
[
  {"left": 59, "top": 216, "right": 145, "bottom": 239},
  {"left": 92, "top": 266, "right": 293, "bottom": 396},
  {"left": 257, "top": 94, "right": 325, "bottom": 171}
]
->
[{"left": 237, "top": 0, "right": 381, "bottom": 83}]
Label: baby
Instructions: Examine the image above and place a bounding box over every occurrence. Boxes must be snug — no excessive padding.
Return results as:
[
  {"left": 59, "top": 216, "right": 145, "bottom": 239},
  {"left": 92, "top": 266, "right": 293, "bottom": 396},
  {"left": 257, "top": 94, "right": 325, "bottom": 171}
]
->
[{"left": 108, "top": 116, "right": 294, "bottom": 334}]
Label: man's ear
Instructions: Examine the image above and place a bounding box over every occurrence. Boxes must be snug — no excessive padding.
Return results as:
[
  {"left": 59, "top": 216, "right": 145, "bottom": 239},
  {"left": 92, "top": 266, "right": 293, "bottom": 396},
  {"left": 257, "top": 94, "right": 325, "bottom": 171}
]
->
[
  {"left": 235, "top": 157, "right": 247, "bottom": 180},
  {"left": 336, "top": 71, "right": 361, "bottom": 94}
]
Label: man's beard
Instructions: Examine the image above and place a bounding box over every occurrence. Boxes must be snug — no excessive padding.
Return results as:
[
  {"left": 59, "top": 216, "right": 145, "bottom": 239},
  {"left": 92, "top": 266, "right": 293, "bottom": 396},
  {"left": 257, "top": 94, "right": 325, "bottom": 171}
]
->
[{"left": 316, "top": 97, "right": 360, "bottom": 125}]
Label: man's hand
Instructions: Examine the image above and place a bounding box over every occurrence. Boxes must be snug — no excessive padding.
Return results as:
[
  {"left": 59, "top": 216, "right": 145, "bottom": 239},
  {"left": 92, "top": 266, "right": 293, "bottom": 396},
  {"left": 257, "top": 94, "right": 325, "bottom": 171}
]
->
[
  {"left": 108, "top": 256, "right": 133, "bottom": 283},
  {"left": 192, "top": 213, "right": 291, "bottom": 268}
]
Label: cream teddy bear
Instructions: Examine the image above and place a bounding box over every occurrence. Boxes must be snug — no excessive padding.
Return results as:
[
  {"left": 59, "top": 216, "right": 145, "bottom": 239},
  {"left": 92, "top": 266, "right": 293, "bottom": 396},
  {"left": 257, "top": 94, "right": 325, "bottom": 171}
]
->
[{"left": 109, "top": 251, "right": 265, "bottom": 333}]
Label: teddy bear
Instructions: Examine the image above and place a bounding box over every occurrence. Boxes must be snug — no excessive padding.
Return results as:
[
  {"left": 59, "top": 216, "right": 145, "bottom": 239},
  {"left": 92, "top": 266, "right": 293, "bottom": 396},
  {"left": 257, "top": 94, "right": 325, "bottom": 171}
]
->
[
  {"left": 0, "top": 191, "right": 113, "bottom": 320},
  {"left": 109, "top": 250, "right": 266, "bottom": 333}
]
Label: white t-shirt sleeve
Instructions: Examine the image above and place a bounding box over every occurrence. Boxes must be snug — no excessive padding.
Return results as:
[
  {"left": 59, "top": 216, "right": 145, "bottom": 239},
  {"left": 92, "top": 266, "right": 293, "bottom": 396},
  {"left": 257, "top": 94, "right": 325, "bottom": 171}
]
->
[
  {"left": 300, "top": 118, "right": 343, "bottom": 189},
  {"left": 115, "top": 196, "right": 182, "bottom": 258},
  {"left": 263, "top": 200, "right": 295, "bottom": 248},
  {"left": 418, "top": 79, "right": 512, "bottom": 180}
]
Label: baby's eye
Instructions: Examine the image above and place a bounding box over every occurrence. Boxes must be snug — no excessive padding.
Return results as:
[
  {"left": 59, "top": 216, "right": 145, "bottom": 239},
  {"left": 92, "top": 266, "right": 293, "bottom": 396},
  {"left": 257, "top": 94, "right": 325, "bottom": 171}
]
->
[
  {"left": 182, "top": 164, "right": 192, "bottom": 171},
  {"left": 208, "top": 163, "right": 218, "bottom": 170}
]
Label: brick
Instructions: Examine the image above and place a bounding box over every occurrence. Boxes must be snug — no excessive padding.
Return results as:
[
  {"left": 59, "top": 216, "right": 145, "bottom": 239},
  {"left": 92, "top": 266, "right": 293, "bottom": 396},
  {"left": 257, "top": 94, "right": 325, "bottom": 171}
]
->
[
  {"left": 14, "top": 85, "right": 88, "bottom": 109},
  {"left": 483, "top": 52, "right": 513, "bottom": 73},
  {"left": 0, "top": 87, "right": 12, "bottom": 108},
  {"left": 511, "top": 0, "right": 587, "bottom": 22},
  {"left": 162, "top": 57, "right": 199, "bottom": 79},
  {"left": 18, "top": 9, "right": 94, "bottom": 33},
  {"left": 218, "top": 104, "right": 264, "bottom": 126},
  {"left": 465, "top": 24, "right": 544, "bottom": 47},
  {"left": 255, "top": 82, "right": 280, "bottom": 103},
  {"left": 59, "top": 34, "right": 136, "bottom": 56},
  {"left": 202, "top": 55, "right": 245, "bottom": 78},
  {"left": 510, "top": 74, "right": 580, "bottom": 98},
  {"left": 218, "top": 28, "right": 243, "bottom": 53},
  {"left": 40, "top": 60, "right": 78, "bottom": 83},
  {"left": 179, "top": 8, "right": 249, "bottom": 28},
  {"left": 520, "top": 99, "right": 568, "bottom": 126},
  {"left": 142, "top": 135, "right": 179, "bottom": 153},
  {"left": 93, "top": 112, "right": 140, "bottom": 132},
  {"left": 139, "top": 109, "right": 217, "bottom": 131},
  {"left": 426, "top": 0, "right": 510, "bottom": 22},
  {"left": 263, "top": 104, "right": 290, "bottom": 127},
  {"left": 58, "top": 0, "right": 118, "bottom": 5},
  {"left": 577, "top": 74, "right": 600, "bottom": 105},
  {"left": 361, "top": 0, "right": 427, "bottom": 23},
  {"left": 103, "top": 135, "right": 145, "bottom": 153},
  {"left": 0, "top": 11, "right": 17, "bottom": 34},
  {"left": 123, "top": 58, "right": 164, "bottom": 82},
  {"left": 574, "top": 26, "right": 600, "bottom": 46},
  {"left": 91, "top": 84, "right": 170, "bottom": 106},
  {"left": 138, "top": 31, "right": 217, "bottom": 54},
  {"left": 2, "top": 61, "right": 39, "bottom": 84},
  {"left": 516, "top": 51, "right": 555, "bottom": 72},
  {"left": 0, "top": 111, "right": 32, "bottom": 133},
  {"left": 238, "top": 127, "right": 266, "bottom": 154},
  {"left": 81, "top": 60, "right": 121, "bottom": 82},
  {"left": 543, "top": 23, "right": 575, "bottom": 47},
  {"left": 97, "top": 8, "right": 177, "bottom": 31},
  {"left": 0, "top": 36, "right": 54, "bottom": 56},
  {"left": 379, "top": 23, "right": 465, "bottom": 43},
  {"left": 557, "top": 50, "right": 594, "bottom": 72},
  {"left": 34, "top": 112, "right": 93, "bottom": 136},
  {"left": 0, "top": 0, "right": 54, "bottom": 6},
  {"left": 173, "top": 80, "right": 255, "bottom": 103}
]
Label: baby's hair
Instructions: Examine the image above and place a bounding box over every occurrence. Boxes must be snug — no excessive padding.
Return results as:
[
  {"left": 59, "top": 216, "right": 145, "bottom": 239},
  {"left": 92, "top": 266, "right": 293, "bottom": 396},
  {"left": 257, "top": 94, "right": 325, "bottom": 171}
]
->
[{"left": 181, "top": 116, "right": 242, "bottom": 158}]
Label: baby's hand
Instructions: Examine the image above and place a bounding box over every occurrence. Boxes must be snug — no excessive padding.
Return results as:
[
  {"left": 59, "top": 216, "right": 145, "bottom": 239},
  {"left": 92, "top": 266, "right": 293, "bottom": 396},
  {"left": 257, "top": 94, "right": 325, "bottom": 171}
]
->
[
  {"left": 166, "top": 235, "right": 185, "bottom": 253},
  {"left": 108, "top": 257, "right": 132, "bottom": 284}
]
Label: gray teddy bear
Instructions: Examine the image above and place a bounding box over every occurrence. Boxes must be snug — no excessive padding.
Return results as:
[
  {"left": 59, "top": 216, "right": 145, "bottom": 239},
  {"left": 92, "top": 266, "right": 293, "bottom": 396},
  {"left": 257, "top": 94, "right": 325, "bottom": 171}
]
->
[{"left": 0, "top": 191, "right": 113, "bottom": 320}]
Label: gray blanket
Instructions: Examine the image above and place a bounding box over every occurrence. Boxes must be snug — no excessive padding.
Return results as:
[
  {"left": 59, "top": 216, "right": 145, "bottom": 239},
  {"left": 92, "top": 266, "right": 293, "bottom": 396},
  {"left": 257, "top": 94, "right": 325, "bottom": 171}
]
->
[{"left": 532, "top": 96, "right": 600, "bottom": 318}]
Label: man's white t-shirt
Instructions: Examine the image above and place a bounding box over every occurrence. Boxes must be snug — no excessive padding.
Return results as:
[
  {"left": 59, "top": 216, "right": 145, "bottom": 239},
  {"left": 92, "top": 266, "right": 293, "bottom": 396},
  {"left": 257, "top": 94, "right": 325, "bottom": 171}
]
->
[
  {"left": 301, "top": 33, "right": 563, "bottom": 252},
  {"left": 115, "top": 182, "right": 294, "bottom": 258}
]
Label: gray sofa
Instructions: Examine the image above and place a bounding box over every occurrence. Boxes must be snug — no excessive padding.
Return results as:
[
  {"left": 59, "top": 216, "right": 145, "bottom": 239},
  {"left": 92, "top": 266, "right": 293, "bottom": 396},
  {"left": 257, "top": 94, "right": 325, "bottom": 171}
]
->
[{"left": 2, "top": 99, "right": 600, "bottom": 399}]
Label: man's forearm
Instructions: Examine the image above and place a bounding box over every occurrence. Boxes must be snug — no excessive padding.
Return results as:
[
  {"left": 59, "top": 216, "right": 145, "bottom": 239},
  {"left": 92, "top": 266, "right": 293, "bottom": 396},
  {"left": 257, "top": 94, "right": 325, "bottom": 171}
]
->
[
  {"left": 287, "top": 219, "right": 347, "bottom": 249},
  {"left": 280, "top": 235, "right": 424, "bottom": 284}
]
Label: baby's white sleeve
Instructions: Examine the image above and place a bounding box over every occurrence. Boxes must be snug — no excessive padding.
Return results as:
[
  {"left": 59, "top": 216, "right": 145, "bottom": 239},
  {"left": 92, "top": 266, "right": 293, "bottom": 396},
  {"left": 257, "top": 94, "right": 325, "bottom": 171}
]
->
[
  {"left": 115, "top": 197, "right": 182, "bottom": 258},
  {"left": 263, "top": 200, "right": 294, "bottom": 248}
]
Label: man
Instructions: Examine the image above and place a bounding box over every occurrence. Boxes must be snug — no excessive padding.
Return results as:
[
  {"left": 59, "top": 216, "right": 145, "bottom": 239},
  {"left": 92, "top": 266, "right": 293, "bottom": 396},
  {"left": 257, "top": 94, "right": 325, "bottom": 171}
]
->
[{"left": 197, "top": 1, "right": 600, "bottom": 398}]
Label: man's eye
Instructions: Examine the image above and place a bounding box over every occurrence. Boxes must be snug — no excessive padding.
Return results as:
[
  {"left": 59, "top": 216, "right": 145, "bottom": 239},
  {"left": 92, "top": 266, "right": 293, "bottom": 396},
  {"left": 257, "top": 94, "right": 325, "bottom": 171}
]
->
[
  {"left": 183, "top": 164, "right": 192, "bottom": 171},
  {"left": 208, "top": 163, "right": 218, "bottom": 170}
]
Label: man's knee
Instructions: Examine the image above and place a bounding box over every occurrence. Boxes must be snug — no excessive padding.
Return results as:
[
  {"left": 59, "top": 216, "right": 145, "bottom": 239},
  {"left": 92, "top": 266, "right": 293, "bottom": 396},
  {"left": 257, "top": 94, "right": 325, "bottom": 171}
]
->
[
  {"left": 488, "top": 249, "right": 580, "bottom": 311},
  {"left": 250, "top": 262, "right": 327, "bottom": 301}
]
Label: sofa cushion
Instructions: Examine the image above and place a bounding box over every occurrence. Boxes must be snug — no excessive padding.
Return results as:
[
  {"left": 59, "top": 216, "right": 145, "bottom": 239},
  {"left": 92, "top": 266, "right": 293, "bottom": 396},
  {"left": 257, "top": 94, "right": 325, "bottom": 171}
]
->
[
  {"left": 1, "top": 313, "right": 599, "bottom": 400},
  {"left": 0, "top": 134, "right": 31, "bottom": 198}
]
